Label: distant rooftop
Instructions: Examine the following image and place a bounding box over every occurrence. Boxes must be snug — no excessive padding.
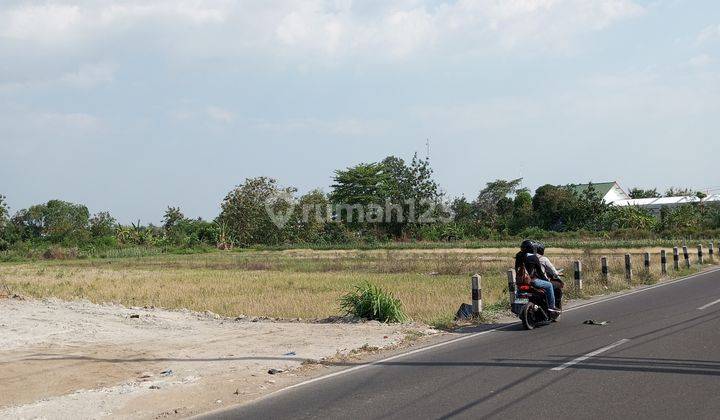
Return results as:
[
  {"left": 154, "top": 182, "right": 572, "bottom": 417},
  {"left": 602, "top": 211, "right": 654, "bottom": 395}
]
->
[
  {"left": 569, "top": 182, "right": 618, "bottom": 198},
  {"left": 613, "top": 193, "right": 720, "bottom": 207}
]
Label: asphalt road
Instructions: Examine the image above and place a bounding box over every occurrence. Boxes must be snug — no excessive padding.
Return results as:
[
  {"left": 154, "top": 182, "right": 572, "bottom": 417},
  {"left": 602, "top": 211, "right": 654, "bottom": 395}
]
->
[{"left": 205, "top": 268, "right": 720, "bottom": 420}]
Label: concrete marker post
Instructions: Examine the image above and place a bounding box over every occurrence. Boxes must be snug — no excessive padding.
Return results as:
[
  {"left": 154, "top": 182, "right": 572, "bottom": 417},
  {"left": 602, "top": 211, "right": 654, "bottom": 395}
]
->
[
  {"left": 573, "top": 260, "right": 582, "bottom": 290},
  {"left": 697, "top": 244, "right": 704, "bottom": 265},
  {"left": 710, "top": 242, "right": 715, "bottom": 263},
  {"left": 643, "top": 252, "right": 651, "bottom": 275},
  {"left": 673, "top": 247, "right": 680, "bottom": 271},
  {"left": 683, "top": 246, "right": 690, "bottom": 269},
  {"left": 601, "top": 256, "right": 609, "bottom": 283},
  {"left": 471, "top": 274, "right": 482, "bottom": 317},
  {"left": 660, "top": 250, "right": 667, "bottom": 275},
  {"left": 625, "top": 254, "right": 632, "bottom": 283},
  {"left": 506, "top": 269, "right": 516, "bottom": 309}
]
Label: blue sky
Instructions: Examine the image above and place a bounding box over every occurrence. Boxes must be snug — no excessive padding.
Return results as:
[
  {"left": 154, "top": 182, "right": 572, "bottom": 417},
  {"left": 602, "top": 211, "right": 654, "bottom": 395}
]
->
[{"left": 1, "top": 0, "right": 719, "bottom": 223}]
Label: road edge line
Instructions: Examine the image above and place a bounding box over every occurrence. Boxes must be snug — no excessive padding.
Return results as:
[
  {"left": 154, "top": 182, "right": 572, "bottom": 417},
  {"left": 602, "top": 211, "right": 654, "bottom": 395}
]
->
[{"left": 197, "top": 266, "right": 720, "bottom": 418}]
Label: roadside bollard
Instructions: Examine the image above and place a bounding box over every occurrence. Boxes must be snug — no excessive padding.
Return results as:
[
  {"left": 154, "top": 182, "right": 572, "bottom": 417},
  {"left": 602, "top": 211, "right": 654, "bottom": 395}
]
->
[
  {"left": 673, "top": 247, "right": 680, "bottom": 271},
  {"left": 683, "top": 246, "right": 690, "bottom": 268},
  {"left": 471, "top": 274, "right": 482, "bottom": 317},
  {"left": 661, "top": 250, "right": 668, "bottom": 275},
  {"left": 506, "top": 269, "right": 516, "bottom": 308},
  {"left": 574, "top": 261, "right": 582, "bottom": 290},
  {"left": 601, "top": 257, "right": 609, "bottom": 283},
  {"left": 710, "top": 242, "right": 715, "bottom": 263},
  {"left": 643, "top": 252, "right": 651, "bottom": 275},
  {"left": 625, "top": 254, "right": 632, "bottom": 283},
  {"left": 698, "top": 244, "right": 704, "bottom": 265}
]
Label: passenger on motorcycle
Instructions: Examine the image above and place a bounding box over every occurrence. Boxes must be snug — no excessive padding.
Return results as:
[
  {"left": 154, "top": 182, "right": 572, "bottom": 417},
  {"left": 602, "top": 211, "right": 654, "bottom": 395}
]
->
[
  {"left": 514, "top": 240, "right": 560, "bottom": 313},
  {"left": 536, "top": 242, "right": 564, "bottom": 310},
  {"left": 535, "top": 242, "right": 560, "bottom": 279}
]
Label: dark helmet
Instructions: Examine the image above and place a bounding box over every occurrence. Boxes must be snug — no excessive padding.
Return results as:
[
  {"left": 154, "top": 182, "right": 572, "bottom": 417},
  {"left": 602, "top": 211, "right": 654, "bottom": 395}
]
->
[
  {"left": 535, "top": 242, "right": 546, "bottom": 255},
  {"left": 520, "top": 239, "right": 537, "bottom": 254}
]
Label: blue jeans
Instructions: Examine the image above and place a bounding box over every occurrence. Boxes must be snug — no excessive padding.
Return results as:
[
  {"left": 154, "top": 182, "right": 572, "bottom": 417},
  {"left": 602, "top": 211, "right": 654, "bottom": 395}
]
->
[{"left": 531, "top": 279, "right": 556, "bottom": 309}]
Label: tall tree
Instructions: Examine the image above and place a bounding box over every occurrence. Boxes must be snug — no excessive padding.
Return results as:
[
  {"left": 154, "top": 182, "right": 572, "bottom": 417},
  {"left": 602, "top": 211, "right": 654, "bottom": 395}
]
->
[
  {"left": 629, "top": 188, "right": 661, "bottom": 199},
  {"left": 0, "top": 194, "right": 8, "bottom": 229},
  {"left": 12, "top": 200, "right": 90, "bottom": 243},
  {"left": 474, "top": 178, "right": 522, "bottom": 229},
  {"left": 532, "top": 185, "right": 574, "bottom": 231},
  {"left": 218, "top": 177, "right": 296, "bottom": 246},
  {"left": 330, "top": 154, "right": 441, "bottom": 237},
  {"left": 665, "top": 187, "right": 695, "bottom": 197},
  {"left": 510, "top": 188, "right": 534, "bottom": 233},
  {"left": 89, "top": 211, "right": 117, "bottom": 237},
  {"left": 162, "top": 207, "right": 185, "bottom": 231}
]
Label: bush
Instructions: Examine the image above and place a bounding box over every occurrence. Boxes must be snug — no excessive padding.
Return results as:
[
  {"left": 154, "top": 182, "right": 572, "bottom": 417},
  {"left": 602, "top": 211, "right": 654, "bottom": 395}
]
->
[
  {"left": 339, "top": 282, "right": 408, "bottom": 323},
  {"left": 43, "top": 246, "right": 78, "bottom": 260}
]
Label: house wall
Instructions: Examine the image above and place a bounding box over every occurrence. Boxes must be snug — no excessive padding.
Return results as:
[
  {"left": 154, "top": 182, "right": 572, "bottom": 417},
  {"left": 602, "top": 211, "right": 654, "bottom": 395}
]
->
[{"left": 603, "top": 184, "right": 630, "bottom": 204}]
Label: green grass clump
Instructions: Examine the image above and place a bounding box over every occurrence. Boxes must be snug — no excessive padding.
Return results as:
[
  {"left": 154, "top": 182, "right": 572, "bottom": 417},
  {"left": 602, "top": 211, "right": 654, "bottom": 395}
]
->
[{"left": 339, "top": 282, "right": 408, "bottom": 323}]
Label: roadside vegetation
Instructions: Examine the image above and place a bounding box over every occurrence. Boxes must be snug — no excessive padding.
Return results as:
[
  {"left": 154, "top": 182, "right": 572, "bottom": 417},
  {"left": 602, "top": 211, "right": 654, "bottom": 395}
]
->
[
  {"left": 1, "top": 156, "right": 718, "bottom": 327},
  {"left": 1, "top": 247, "right": 715, "bottom": 326},
  {"left": 1, "top": 156, "right": 719, "bottom": 262}
]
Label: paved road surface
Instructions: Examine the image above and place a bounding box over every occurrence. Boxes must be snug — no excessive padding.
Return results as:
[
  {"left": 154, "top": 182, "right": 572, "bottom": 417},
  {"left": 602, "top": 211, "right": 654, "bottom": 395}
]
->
[{"left": 204, "top": 268, "right": 720, "bottom": 419}]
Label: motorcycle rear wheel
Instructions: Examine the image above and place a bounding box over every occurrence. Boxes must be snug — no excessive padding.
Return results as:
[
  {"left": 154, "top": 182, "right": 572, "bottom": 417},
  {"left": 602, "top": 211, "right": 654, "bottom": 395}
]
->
[{"left": 521, "top": 303, "right": 537, "bottom": 330}]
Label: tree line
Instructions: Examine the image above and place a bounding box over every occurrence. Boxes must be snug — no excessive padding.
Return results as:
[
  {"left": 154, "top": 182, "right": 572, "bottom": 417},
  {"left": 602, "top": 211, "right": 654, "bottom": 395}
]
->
[{"left": 1, "top": 154, "right": 719, "bottom": 253}]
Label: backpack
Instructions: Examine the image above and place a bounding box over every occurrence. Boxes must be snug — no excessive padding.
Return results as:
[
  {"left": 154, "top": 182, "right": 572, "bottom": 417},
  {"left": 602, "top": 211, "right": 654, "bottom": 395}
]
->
[
  {"left": 515, "top": 252, "right": 548, "bottom": 284},
  {"left": 514, "top": 252, "right": 532, "bottom": 285}
]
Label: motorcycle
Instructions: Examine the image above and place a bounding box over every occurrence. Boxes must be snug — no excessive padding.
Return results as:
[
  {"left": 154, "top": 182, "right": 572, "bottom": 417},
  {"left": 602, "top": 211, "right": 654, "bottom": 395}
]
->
[{"left": 510, "top": 270, "right": 564, "bottom": 330}]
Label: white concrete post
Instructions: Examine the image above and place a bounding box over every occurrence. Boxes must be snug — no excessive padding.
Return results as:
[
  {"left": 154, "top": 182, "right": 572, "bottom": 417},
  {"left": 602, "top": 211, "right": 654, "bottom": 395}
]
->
[
  {"left": 673, "top": 247, "right": 680, "bottom": 271},
  {"left": 698, "top": 244, "right": 704, "bottom": 265},
  {"left": 643, "top": 252, "right": 651, "bottom": 274},
  {"left": 683, "top": 246, "right": 690, "bottom": 268},
  {"left": 601, "top": 256, "right": 609, "bottom": 283},
  {"left": 574, "top": 261, "right": 582, "bottom": 290},
  {"left": 471, "top": 274, "right": 482, "bottom": 316},
  {"left": 661, "top": 250, "right": 668, "bottom": 275},
  {"left": 625, "top": 254, "right": 632, "bottom": 283},
  {"left": 506, "top": 269, "right": 516, "bottom": 308}
]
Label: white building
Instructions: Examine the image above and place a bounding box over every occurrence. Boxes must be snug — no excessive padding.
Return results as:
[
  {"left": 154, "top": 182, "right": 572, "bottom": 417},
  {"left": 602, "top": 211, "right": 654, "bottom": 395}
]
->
[
  {"left": 570, "top": 182, "right": 720, "bottom": 215},
  {"left": 570, "top": 181, "right": 630, "bottom": 204}
]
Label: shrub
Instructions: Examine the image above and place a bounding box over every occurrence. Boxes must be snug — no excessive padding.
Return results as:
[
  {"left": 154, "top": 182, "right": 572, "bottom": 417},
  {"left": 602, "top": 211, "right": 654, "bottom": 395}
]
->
[
  {"left": 339, "top": 282, "right": 408, "bottom": 323},
  {"left": 43, "top": 246, "right": 78, "bottom": 260}
]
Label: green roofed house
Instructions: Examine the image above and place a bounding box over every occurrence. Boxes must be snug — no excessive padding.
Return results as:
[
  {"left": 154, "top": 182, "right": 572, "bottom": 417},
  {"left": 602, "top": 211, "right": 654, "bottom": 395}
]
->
[
  {"left": 569, "top": 181, "right": 630, "bottom": 204},
  {"left": 569, "top": 181, "right": 720, "bottom": 215}
]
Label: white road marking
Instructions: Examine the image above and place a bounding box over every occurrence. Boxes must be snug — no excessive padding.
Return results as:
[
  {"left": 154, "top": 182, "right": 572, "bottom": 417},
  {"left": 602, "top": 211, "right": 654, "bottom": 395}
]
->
[
  {"left": 551, "top": 339, "right": 630, "bottom": 371},
  {"left": 698, "top": 297, "right": 720, "bottom": 310}
]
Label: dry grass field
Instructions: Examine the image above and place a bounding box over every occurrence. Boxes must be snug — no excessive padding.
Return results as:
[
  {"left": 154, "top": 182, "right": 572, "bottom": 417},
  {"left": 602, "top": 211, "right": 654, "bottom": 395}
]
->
[{"left": 1, "top": 247, "right": 714, "bottom": 326}]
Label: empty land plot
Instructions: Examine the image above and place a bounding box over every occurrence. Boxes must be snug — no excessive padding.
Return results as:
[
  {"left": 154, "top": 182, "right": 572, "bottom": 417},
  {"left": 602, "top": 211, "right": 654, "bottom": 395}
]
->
[{"left": 2, "top": 247, "right": 711, "bottom": 323}]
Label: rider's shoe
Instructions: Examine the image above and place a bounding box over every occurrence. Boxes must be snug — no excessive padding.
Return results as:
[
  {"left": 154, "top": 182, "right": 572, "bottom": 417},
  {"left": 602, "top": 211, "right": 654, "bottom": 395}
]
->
[{"left": 548, "top": 307, "right": 562, "bottom": 314}]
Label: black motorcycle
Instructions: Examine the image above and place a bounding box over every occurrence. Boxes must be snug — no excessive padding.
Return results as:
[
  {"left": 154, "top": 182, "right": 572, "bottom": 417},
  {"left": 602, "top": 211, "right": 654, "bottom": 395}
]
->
[{"left": 510, "top": 271, "right": 563, "bottom": 330}]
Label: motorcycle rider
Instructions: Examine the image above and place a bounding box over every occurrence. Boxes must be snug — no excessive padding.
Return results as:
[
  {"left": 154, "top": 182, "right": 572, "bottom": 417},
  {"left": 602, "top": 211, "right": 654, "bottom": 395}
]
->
[
  {"left": 515, "top": 240, "right": 560, "bottom": 313},
  {"left": 535, "top": 242, "right": 563, "bottom": 310}
]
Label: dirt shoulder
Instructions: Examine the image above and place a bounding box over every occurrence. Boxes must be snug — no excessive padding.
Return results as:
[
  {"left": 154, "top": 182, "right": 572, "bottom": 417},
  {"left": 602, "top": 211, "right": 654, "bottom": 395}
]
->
[{"left": 0, "top": 297, "right": 437, "bottom": 419}]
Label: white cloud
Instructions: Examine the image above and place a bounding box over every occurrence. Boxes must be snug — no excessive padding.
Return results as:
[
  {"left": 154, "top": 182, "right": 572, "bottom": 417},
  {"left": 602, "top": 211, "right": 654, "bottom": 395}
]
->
[
  {"left": 0, "top": 1, "right": 231, "bottom": 44},
  {"left": 59, "top": 62, "right": 116, "bottom": 88},
  {"left": 206, "top": 106, "right": 234, "bottom": 123},
  {"left": 36, "top": 111, "right": 101, "bottom": 131},
  {"left": 414, "top": 66, "right": 720, "bottom": 136},
  {"left": 254, "top": 117, "right": 390, "bottom": 137},
  {"left": 687, "top": 54, "right": 713, "bottom": 68},
  {"left": 0, "top": 103, "right": 101, "bottom": 138},
  {"left": 0, "top": 0, "right": 644, "bottom": 61},
  {"left": 697, "top": 24, "right": 720, "bottom": 44},
  {"left": 0, "top": 62, "right": 114, "bottom": 91}
]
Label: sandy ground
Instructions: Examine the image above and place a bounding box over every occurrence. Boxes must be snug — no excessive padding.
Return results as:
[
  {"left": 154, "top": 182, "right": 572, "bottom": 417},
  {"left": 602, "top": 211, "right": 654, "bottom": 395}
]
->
[{"left": 0, "top": 297, "right": 435, "bottom": 419}]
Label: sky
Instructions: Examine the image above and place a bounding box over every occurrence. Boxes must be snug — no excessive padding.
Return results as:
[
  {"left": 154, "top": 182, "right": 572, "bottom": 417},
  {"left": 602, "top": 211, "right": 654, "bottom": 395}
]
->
[{"left": 1, "top": 0, "right": 719, "bottom": 224}]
